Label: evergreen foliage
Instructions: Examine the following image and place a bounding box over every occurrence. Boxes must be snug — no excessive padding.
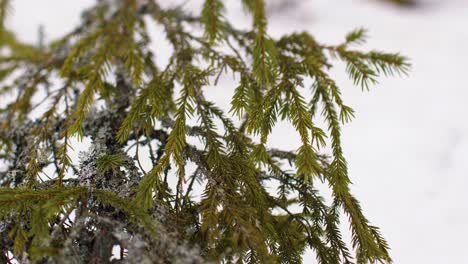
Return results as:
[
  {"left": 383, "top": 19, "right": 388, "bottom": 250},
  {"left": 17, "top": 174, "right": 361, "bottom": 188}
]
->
[{"left": 0, "top": 0, "right": 409, "bottom": 263}]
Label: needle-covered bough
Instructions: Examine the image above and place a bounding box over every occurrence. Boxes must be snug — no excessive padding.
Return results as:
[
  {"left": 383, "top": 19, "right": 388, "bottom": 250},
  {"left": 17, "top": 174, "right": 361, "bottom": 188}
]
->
[{"left": 0, "top": 0, "right": 409, "bottom": 263}]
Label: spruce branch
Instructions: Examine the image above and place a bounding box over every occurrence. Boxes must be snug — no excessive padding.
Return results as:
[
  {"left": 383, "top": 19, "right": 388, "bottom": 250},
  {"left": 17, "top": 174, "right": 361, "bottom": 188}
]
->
[{"left": 0, "top": 0, "right": 409, "bottom": 262}]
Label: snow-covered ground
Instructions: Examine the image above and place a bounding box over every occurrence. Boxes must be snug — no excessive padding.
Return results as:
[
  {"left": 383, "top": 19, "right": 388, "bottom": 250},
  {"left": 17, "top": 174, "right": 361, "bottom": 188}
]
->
[{"left": 7, "top": 0, "right": 468, "bottom": 262}]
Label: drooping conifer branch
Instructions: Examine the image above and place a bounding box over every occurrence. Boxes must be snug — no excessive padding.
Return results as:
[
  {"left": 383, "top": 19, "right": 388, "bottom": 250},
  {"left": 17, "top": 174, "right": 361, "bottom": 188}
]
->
[{"left": 0, "top": 0, "right": 409, "bottom": 263}]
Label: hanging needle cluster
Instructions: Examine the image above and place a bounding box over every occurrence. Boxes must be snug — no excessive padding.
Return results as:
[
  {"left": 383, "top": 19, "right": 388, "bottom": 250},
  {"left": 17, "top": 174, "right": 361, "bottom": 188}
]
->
[{"left": 0, "top": 0, "right": 409, "bottom": 263}]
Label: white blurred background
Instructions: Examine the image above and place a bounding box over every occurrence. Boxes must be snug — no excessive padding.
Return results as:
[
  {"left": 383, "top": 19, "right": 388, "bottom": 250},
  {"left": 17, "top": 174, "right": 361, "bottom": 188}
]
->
[{"left": 6, "top": 0, "right": 468, "bottom": 262}]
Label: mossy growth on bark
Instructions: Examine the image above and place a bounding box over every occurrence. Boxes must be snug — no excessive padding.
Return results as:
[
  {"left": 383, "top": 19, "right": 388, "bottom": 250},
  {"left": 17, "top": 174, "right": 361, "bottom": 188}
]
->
[{"left": 0, "top": 0, "right": 409, "bottom": 263}]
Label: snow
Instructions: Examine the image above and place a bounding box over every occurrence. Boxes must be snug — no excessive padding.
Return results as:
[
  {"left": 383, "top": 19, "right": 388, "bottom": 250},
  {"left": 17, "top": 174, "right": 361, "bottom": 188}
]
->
[{"left": 6, "top": 0, "right": 468, "bottom": 262}]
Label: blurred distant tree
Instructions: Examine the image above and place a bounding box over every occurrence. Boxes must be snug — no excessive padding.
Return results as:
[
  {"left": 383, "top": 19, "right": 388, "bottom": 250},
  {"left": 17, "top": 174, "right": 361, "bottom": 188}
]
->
[
  {"left": 0, "top": 0, "right": 408, "bottom": 263},
  {"left": 382, "top": 0, "right": 417, "bottom": 7},
  {"left": 267, "top": 0, "right": 418, "bottom": 11}
]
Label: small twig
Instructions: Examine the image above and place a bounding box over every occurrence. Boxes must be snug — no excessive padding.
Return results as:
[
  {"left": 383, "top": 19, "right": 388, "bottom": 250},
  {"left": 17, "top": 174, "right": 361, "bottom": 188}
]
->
[{"left": 134, "top": 130, "right": 147, "bottom": 175}]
